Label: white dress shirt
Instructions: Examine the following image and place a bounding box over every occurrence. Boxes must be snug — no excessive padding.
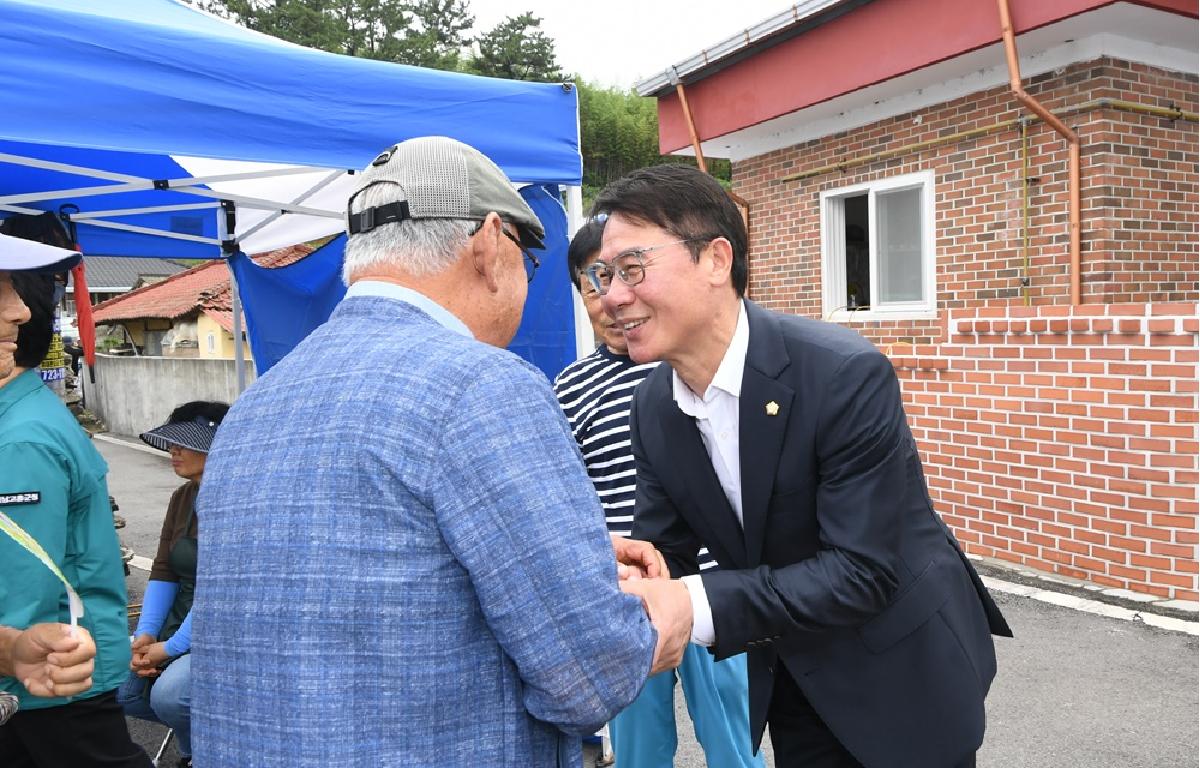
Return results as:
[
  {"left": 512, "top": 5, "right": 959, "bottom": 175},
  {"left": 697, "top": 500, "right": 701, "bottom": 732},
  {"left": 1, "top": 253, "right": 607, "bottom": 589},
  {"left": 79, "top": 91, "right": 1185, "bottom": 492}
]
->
[{"left": 674, "top": 301, "right": 749, "bottom": 647}]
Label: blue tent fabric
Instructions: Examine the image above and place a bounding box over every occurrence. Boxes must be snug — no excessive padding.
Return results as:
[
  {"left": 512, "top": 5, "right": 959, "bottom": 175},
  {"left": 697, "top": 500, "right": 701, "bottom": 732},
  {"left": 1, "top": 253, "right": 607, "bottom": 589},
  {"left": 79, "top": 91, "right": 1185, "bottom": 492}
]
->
[
  {"left": 231, "top": 185, "right": 575, "bottom": 380},
  {"left": 0, "top": 0, "right": 581, "bottom": 260},
  {"left": 228, "top": 239, "right": 347, "bottom": 374},
  {"left": 1, "top": 0, "right": 581, "bottom": 375},
  {"left": 0, "top": 141, "right": 220, "bottom": 259},
  {"left": 508, "top": 185, "right": 575, "bottom": 380},
  {"left": 1, "top": 0, "right": 581, "bottom": 182}
]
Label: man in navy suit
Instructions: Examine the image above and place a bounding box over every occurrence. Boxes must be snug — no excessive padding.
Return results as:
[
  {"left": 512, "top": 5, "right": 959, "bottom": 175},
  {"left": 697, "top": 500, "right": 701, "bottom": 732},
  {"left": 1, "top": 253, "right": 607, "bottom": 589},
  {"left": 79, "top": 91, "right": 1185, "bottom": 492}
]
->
[{"left": 598, "top": 166, "right": 1012, "bottom": 768}]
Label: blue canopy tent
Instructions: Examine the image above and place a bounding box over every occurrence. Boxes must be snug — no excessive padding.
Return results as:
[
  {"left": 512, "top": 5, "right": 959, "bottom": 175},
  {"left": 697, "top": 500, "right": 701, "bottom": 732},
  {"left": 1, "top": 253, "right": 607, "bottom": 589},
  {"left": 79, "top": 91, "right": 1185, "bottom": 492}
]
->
[
  {"left": 231, "top": 185, "right": 577, "bottom": 379},
  {"left": 0, "top": 0, "right": 590, "bottom": 382}
]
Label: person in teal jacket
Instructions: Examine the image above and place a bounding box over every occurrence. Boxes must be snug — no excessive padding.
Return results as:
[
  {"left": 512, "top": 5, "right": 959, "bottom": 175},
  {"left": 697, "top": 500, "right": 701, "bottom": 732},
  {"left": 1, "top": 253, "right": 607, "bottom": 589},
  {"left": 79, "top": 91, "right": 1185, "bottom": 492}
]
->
[{"left": 0, "top": 230, "right": 151, "bottom": 767}]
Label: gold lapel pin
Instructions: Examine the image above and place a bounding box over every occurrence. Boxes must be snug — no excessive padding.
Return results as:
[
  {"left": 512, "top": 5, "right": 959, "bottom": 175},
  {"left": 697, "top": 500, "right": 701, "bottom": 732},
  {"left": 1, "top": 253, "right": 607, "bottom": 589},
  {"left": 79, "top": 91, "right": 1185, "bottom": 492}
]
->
[{"left": 765, "top": 401, "right": 780, "bottom": 416}]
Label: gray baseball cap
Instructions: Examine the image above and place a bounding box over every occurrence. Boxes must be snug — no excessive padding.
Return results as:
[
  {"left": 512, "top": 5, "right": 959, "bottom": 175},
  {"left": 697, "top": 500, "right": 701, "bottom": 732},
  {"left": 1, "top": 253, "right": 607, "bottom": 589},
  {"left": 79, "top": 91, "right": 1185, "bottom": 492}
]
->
[{"left": 346, "top": 136, "right": 545, "bottom": 250}]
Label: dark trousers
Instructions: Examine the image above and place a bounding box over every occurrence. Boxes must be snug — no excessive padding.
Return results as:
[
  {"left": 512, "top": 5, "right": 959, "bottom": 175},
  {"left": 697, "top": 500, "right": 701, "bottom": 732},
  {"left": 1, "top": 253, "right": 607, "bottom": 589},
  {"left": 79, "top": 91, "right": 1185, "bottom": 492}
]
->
[
  {"left": 0, "top": 689, "right": 152, "bottom": 768},
  {"left": 767, "top": 667, "right": 976, "bottom": 768}
]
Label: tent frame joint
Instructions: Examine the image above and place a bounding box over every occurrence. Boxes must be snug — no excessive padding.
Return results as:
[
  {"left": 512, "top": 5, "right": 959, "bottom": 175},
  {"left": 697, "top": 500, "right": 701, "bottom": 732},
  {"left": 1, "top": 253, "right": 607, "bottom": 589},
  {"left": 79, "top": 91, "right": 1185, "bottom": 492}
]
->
[{"left": 219, "top": 199, "right": 237, "bottom": 255}]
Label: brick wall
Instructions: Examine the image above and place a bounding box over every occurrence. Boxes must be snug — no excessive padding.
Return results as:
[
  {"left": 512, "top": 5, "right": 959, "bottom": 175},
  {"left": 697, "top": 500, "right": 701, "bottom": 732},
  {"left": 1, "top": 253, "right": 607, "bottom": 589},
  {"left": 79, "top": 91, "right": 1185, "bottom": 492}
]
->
[
  {"left": 734, "top": 57, "right": 1199, "bottom": 318},
  {"left": 893, "top": 304, "right": 1198, "bottom": 600},
  {"left": 733, "top": 57, "right": 1199, "bottom": 597}
]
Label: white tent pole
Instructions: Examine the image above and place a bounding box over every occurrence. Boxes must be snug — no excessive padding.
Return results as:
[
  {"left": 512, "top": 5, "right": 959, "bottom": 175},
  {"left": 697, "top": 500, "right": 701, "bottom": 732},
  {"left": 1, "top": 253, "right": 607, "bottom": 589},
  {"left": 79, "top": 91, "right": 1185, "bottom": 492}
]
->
[
  {"left": 231, "top": 273, "right": 247, "bottom": 393},
  {"left": 71, "top": 218, "right": 220, "bottom": 245},
  {"left": 237, "top": 169, "right": 346, "bottom": 242},
  {"left": 566, "top": 184, "right": 584, "bottom": 232},
  {"left": 0, "top": 201, "right": 221, "bottom": 245},
  {"left": 71, "top": 202, "right": 219, "bottom": 219},
  {"left": 0, "top": 151, "right": 144, "bottom": 184},
  {"left": 0, "top": 153, "right": 343, "bottom": 233},
  {"left": 0, "top": 181, "right": 337, "bottom": 218},
  {"left": 217, "top": 200, "right": 247, "bottom": 394},
  {"left": 161, "top": 188, "right": 340, "bottom": 218},
  {"left": 565, "top": 185, "right": 592, "bottom": 360},
  {"left": 0, "top": 152, "right": 331, "bottom": 205}
]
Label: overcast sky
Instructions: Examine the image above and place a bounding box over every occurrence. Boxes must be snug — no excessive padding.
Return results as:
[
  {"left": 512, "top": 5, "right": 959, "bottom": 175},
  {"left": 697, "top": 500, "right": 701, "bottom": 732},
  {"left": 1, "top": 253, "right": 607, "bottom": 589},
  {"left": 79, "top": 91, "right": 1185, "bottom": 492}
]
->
[{"left": 469, "top": 0, "right": 794, "bottom": 88}]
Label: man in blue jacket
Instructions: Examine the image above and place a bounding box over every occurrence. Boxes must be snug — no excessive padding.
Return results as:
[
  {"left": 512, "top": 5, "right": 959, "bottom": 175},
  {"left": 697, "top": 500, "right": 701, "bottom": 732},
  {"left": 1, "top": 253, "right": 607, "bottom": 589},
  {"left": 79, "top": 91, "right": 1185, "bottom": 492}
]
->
[{"left": 192, "top": 137, "right": 690, "bottom": 768}]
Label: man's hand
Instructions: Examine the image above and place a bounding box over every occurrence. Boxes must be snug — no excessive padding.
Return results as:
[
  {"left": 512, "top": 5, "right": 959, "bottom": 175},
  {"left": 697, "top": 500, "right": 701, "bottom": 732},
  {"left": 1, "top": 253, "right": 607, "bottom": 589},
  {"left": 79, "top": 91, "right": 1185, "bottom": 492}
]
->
[
  {"left": 620, "top": 578, "right": 693, "bottom": 674},
  {"left": 611, "top": 535, "right": 669, "bottom": 580},
  {"left": 10, "top": 623, "right": 96, "bottom": 698}
]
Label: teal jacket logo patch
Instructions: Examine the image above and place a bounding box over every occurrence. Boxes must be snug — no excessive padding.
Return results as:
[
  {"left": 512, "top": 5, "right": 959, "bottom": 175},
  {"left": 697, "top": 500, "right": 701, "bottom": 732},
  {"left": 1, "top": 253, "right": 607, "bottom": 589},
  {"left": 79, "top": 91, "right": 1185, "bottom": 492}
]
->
[{"left": 0, "top": 492, "right": 40, "bottom": 506}]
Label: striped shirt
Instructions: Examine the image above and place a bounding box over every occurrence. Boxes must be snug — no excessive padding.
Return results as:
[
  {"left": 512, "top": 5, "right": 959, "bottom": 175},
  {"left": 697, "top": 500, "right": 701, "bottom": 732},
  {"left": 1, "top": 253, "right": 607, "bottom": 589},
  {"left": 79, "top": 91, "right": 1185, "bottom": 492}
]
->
[{"left": 554, "top": 347, "right": 716, "bottom": 571}]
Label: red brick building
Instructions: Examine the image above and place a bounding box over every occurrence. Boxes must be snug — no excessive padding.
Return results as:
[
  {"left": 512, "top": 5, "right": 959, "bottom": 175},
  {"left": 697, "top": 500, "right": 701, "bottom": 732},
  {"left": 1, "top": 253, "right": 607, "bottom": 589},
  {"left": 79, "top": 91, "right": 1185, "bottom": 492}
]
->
[{"left": 637, "top": 0, "right": 1198, "bottom": 600}]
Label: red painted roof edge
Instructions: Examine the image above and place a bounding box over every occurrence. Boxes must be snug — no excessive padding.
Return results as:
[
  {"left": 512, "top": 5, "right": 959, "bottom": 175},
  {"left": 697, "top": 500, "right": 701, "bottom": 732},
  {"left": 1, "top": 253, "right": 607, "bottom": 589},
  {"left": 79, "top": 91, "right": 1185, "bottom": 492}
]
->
[{"left": 656, "top": 0, "right": 1198, "bottom": 153}]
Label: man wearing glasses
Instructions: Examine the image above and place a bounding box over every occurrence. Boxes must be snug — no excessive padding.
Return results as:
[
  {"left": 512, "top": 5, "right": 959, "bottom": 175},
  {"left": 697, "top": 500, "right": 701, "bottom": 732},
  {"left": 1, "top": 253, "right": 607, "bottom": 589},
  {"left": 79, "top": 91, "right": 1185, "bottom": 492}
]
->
[
  {"left": 595, "top": 165, "right": 1012, "bottom": 768},
  {"left": 190, "top": 137, "right": 690, "bottom": 768},
  {"left": 554, "top": 219, "right": 762, "bottom": 768}
]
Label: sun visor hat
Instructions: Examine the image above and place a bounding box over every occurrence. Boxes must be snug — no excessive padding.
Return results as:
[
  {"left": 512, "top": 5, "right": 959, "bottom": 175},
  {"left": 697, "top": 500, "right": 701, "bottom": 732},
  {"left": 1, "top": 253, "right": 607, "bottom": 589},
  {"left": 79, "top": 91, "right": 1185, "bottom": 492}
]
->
[
  {"left": 0, "top": 232, "right": 82, "bottom": 273},
  {"left": 140, "top": 415, "right": 221, "bottom": 454}
]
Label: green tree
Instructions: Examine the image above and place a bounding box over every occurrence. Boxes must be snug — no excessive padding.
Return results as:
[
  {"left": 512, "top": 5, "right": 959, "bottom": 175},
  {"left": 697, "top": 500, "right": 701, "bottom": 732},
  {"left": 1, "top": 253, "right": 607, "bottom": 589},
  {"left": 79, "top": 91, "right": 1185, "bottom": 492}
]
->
[
  {"left": 469, "top": 12, "right": 561, "bottom": 82},
  {"left": 182, "top": 1, "right": 725, "bottom": 203},
  {"left": 187, "top": 0, "right": 472, "bottom": 68},
  {"left": 401, "top": 0, "right": 474, "bottom": 70},
  {"left": 574, "top": 79, "right": 730, "bottom": 208}
]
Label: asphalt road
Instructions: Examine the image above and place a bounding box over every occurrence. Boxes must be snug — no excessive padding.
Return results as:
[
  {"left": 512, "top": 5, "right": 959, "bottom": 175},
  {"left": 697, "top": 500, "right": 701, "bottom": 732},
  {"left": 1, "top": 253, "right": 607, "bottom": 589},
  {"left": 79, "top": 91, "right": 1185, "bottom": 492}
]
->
[{"left": 97, "top": 436, "right": 1198, "bottom": 768}]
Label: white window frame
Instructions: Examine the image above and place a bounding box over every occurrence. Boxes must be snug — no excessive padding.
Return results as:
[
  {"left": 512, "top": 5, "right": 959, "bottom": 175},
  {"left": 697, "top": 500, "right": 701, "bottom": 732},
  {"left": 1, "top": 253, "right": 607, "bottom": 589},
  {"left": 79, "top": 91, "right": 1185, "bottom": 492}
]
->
[{"left": 820, "top": 170, "right": 937, "bottom": 321}]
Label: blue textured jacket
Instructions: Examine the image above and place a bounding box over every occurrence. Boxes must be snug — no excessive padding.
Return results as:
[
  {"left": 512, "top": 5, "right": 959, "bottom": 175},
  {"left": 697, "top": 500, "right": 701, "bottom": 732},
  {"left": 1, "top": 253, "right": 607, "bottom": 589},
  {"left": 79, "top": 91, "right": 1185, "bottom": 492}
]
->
[{"left": 192, "top": 296, "right": 655, "bottom": 768}]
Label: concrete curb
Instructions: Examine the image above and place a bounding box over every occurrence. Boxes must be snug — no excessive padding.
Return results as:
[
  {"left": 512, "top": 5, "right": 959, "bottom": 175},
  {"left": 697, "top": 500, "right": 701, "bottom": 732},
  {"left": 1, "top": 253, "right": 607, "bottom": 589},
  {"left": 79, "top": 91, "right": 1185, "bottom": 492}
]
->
[
  {"left": 982, "top": 574, "right": 1199, "bottom": 636},
  {"left": 969, "top": 553, "right": 1199, "bottom": 626},
  {"left": 93, "top": 432, "right": 165, "bottom": 457}
]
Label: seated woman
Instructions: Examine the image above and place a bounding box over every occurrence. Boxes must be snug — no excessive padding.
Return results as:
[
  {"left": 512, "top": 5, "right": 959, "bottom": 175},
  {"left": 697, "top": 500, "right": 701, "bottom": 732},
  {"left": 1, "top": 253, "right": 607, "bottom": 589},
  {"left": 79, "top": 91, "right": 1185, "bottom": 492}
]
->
[{"left": 117, "top": 401, "right": 228, "bottom": 768}]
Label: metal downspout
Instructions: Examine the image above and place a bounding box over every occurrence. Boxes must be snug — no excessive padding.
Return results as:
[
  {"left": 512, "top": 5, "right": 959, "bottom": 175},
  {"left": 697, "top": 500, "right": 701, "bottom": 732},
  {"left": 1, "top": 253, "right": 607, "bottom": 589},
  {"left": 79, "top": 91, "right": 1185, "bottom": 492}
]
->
[
  {"left": 1021, "top": 118, "right": 1031, "bottom": 306},
  {"left": 998, "top": 0, "right": 1082, "bottom": 305},
  {"left": 670, "top": 68, "right": 709, "bottom": 173}
]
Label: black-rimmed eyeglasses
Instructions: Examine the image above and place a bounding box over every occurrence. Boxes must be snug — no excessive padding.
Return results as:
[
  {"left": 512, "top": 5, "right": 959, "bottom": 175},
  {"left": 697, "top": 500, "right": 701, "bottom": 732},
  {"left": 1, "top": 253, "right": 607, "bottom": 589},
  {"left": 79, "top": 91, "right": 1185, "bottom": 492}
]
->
[
  {"left": 501, "top": 228, "right": 540, "bottom": 283},
  {"left": 583, "top": 237, "right": 713, "bottom": 295},
  {"left": 471, "top": 220, "right": 539, "bottom": 283}
]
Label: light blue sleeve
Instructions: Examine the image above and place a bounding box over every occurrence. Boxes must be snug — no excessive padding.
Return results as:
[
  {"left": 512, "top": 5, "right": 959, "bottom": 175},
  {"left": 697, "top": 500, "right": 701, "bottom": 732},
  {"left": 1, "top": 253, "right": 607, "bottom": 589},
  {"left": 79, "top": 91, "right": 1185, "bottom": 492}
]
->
[
  {"left": 134, "top": 579, "right": 178, "bottom": 639},
  {"left": 164, "top": 610, "right": 191, "bottom": 656},
  {"left": 430, "top": 357, "right": 655, "bottom": 735}
]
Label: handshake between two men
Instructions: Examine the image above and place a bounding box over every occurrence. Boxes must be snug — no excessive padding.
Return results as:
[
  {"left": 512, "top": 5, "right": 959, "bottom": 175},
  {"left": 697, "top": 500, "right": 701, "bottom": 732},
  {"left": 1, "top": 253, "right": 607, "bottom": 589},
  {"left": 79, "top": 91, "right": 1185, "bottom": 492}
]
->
[{"left": 610, "top": 535, "right": 695, "bottom": 675}]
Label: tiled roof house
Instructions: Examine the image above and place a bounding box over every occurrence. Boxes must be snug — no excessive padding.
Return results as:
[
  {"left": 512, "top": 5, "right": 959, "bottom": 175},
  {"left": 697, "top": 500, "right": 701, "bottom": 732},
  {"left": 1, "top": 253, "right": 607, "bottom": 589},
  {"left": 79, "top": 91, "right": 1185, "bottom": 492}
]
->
[{"left": 92, "top": 245, "right": 313, "bottom": 358}]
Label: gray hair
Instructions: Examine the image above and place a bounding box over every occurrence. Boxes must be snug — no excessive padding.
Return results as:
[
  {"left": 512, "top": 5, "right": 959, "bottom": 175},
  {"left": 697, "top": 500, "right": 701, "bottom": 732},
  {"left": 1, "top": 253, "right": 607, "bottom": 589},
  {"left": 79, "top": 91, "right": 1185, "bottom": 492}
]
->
[{"left": 342, "top": 182, "right": 476, "bottom": 285}]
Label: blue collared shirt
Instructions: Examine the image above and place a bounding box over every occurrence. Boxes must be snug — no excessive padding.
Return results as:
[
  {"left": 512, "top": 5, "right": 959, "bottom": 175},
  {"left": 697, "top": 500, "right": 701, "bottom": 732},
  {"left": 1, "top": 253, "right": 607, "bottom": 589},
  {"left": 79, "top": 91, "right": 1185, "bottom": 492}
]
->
[
  {"left": 344, "top": 280, "right": 472, "bottom": 338},
  {"left": 192, "top": 295, "right": 654, "bottom": 767}
]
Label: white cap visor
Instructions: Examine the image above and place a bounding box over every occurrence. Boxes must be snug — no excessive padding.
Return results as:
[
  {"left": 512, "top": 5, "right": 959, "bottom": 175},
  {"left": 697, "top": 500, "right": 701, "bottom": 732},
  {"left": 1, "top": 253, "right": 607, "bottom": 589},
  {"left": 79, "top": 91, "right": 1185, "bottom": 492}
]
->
[{"left": 0, "top": 232, "right": 82, "bottom": 271}]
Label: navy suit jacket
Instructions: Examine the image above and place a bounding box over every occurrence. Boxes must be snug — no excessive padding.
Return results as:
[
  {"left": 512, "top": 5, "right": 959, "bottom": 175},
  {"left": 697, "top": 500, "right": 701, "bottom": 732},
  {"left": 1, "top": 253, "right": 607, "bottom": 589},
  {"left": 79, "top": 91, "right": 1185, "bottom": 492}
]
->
[{"left": 630, "top": 300, "right": 1011, "bottom": 768}]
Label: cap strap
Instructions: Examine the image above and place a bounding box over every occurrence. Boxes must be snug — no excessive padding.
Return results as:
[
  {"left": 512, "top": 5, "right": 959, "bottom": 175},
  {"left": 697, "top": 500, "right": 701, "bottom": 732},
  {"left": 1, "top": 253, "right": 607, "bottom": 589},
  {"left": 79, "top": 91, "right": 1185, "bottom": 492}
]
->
[{"left": 348, "top": 200, "right": 411, "bottom": 235}]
